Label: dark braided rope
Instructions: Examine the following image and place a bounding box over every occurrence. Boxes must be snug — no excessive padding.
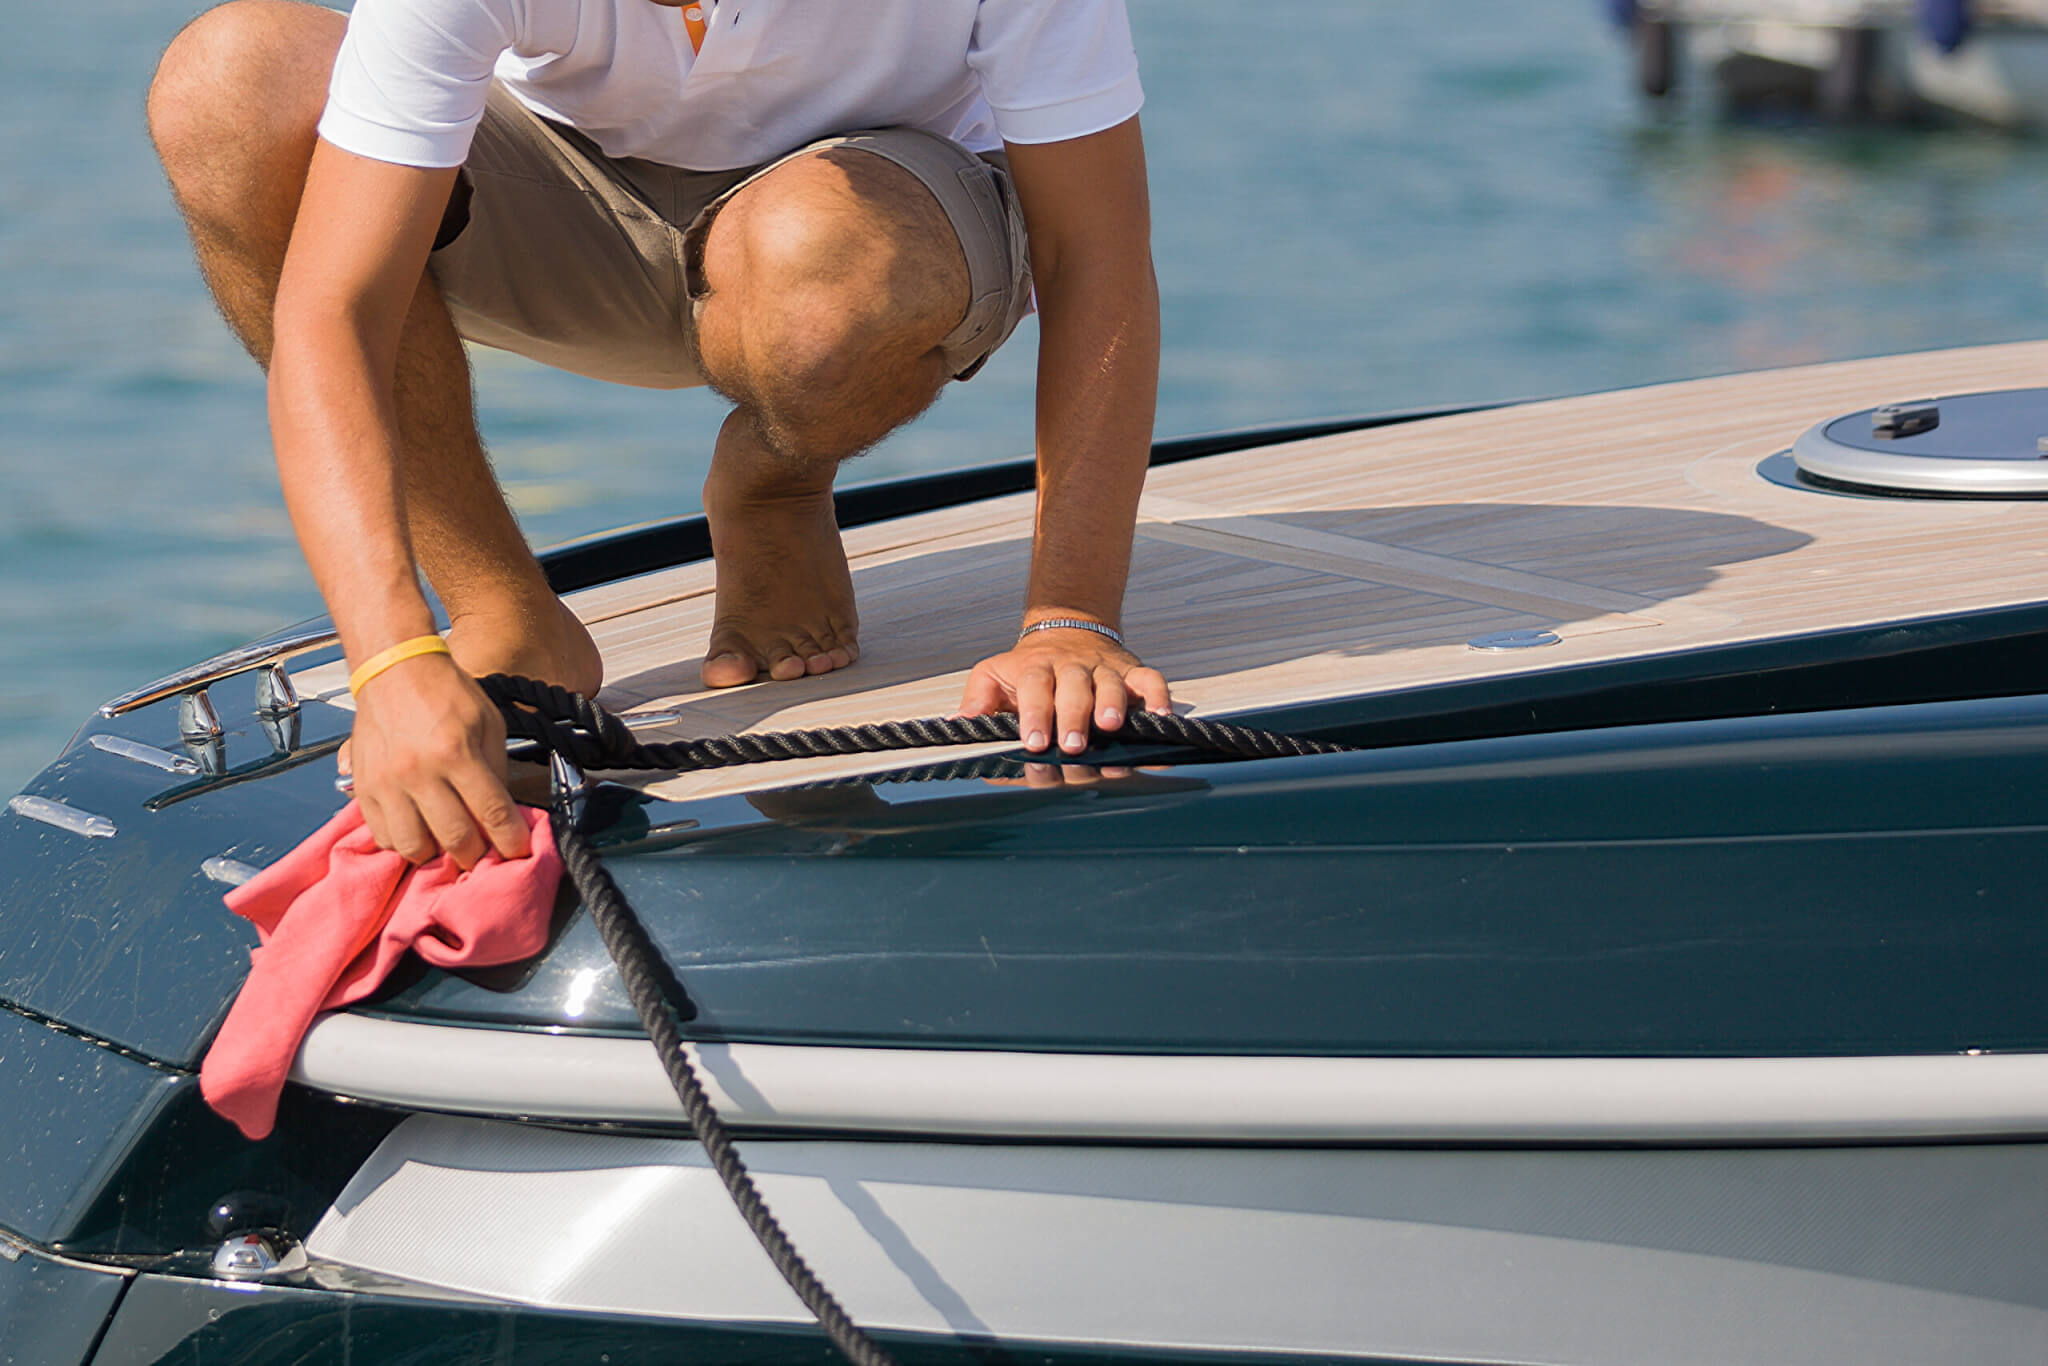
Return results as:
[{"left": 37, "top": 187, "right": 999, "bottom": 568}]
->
[
  {"left": 552, "top": 816, "right": 897, "bottom": 1366},
  {"left": 512, "top": 746, "right": 1034, "bottom": 790},
  {"left": 484, "top": 672, "right": 1355, "bottom": 1366},
  {"left": 481, "top": 672, "right": 1355, "bottom": 776}
]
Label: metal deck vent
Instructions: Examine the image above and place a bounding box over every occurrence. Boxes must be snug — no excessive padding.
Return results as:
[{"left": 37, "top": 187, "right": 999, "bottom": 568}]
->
[{"left": 1786, "top": 387, "right": 2048, "bottom": 499}]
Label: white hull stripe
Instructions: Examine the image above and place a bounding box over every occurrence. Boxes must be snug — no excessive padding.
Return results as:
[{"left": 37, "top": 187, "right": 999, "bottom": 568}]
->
[{"left": 293, "top": 1015, "right": 2048, "bottom": 1142}]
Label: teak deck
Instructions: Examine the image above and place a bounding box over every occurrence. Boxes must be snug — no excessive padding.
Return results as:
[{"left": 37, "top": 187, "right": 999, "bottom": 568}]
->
[{"left": 301, "top": 342, "right": 2048, "bottom": 801}]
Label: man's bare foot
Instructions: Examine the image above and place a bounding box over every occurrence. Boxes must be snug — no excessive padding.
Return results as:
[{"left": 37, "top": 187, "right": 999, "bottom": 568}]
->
[
  {"left": 446, "top": 594, "right": 605, "bottom": 696},
  {"left": 701, "top": 451, "right": 860, "bottom": 689}
]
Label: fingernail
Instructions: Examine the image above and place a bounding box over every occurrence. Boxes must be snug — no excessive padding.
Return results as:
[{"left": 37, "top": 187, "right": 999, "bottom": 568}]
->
[
  {"left": 1063, "top": 730, "right": 1084, "bottom": 751},
  {"left": 1026, "top": 730, "right": 1046, "bottom": 750},
  {"left": 1101, "top": 708, "right": 1122, "bottom": 728}
]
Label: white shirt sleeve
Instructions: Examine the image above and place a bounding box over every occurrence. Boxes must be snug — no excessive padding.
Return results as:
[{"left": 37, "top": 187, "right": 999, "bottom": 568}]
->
[
  {"left": 969, "top": 0, "right": 1144, "bottom": 145},
  {"left": 318, "top": 0, "right": 535, "bottom": 169}
]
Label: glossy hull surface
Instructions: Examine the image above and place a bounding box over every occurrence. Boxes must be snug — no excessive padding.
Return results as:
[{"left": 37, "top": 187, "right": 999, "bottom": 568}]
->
[{"left": 8, "top": 369, "right": 2048, "bottom": 1363}]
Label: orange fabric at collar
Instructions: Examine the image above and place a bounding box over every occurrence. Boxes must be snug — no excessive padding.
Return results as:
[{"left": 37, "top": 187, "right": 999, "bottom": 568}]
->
[{"left": 200, "top": 803, "right": 563, "bottom": 1140}]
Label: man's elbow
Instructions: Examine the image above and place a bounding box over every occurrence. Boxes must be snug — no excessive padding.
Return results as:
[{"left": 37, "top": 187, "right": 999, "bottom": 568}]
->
[
  {"left": 269, "top": 279, "right": 388, "bottom": 384},
  {"left": 1023, "top": 203, "right": 1152, "bottom": 298},
  {"left": 264, "top": 293, "right": 374, "bottom": 427},
  {"left": 1032, "top": 244, "right": 1158, "bottom": 322}
]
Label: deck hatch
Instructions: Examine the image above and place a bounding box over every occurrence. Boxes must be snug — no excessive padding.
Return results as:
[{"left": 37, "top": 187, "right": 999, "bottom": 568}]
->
[{"left": 1791, "top": 386, "right": 2048, "bottom": 496}]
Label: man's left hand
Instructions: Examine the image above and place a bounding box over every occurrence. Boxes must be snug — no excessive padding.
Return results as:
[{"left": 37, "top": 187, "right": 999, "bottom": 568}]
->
[{"left": 958, "top": 627, "right": 1171, "bottom": 755}]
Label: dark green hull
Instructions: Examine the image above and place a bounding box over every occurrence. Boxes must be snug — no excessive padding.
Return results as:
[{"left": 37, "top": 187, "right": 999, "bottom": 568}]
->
[{"left": 7, "top": 407, "right": 2048, "bottom": 1362}]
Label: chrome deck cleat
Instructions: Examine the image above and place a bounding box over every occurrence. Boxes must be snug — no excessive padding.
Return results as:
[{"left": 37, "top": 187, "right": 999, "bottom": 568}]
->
[
  {"left": 253, "top": 663, "right": 300, "bottom": 718},
  {"left": 178, "top": 689, "right": 223, "bottom": 743},
  {"left": 100, "top": 623, "right": 340, "bottom": 720}
]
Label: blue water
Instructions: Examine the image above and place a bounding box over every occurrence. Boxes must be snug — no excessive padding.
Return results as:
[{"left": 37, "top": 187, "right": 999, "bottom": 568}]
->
[{"left": 7, "top": 0, "right": 2048, "bottom": 794}]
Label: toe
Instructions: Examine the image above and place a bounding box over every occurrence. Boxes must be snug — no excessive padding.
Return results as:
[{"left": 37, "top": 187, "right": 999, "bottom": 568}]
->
[
  {"left": 701, "top": 647, "right": 762, "bottom": 689},
  {"left": 809, "top": 624, "right": 856, "bottom": 675},
  {"left": 779, "top": 634, "right": 832, "bottom": 679},
  {"left": 815, "top": 617, "right": 858, "bottom": 670},
  {"left": 766, "top": 643, "right": 809, "bottom": 682}
]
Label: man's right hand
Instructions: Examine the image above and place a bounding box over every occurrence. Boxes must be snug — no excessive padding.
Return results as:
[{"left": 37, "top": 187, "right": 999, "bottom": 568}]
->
[{"left": 348, "top": 653, "right": 531, "bottom": 868}]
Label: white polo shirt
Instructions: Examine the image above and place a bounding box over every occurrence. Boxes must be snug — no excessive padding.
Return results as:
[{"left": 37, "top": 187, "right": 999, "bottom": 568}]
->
[{"left": 319, "top": 0, "right": 1144, "bottom": 172}]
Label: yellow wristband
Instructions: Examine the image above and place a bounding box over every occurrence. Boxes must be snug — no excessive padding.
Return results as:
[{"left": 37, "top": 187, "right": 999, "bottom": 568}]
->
[{"left": 347, "top": 635, "right": 452, "bottom": 697}]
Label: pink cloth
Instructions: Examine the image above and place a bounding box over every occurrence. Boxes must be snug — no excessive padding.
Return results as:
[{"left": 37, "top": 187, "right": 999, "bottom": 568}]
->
[{"left": 200, "top": 803, "right": 563, "bottom": 1139}]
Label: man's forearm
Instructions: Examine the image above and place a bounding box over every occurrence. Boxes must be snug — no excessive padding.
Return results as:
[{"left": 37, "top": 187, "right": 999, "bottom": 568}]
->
[
  {"left": 1023, "top": 250, "right": 1161, "bottom": 629},
  {"left": 268, "top": 318, "right": 434, "bottom": 661}
]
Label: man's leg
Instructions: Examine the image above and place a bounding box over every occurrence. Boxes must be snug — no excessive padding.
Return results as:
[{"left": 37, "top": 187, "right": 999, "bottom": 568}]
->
[
  {"left": 145, "top": 0, "right": 601, "bottom": 693},
  {"left": 690, "top": 147, "right": 975, "bottom": 686}
]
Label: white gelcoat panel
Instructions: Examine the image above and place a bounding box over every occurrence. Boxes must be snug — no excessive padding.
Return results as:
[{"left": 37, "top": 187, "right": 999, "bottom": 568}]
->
[{"left": 307, "top": 1114, "right": 2048, "bottom": 1364}]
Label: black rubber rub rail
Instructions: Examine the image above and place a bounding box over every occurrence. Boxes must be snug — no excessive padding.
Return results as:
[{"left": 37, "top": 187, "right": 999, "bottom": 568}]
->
[{"left": 478, "top": 674, "right": 1357, "bottom": 1366}]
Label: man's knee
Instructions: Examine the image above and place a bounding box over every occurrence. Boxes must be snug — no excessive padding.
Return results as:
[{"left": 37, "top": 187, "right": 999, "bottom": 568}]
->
[
  {"left": 148, "top": 0, "right": 343, "bottom": 193},
  {"left": 713, "top": 269, "right": 949, "bottom": 461},
  {"left": 697, "top": 153, "right": 970, "bottom": 459},
  {"left": 755, "top": 328, "right": 945, "bottom": 465},
  {"left": 728, "top": 149, "right": 968, "bottom": 309}
]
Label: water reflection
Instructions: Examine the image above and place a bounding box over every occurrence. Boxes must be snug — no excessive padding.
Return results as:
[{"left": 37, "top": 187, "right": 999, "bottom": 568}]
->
[{"left": 1624, "top": 120, "right": 2048, "bottom": 371}]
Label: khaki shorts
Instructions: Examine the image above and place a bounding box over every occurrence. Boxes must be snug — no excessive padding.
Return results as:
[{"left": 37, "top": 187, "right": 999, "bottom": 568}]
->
[{"left": 430, "top": 84, "right": 1033, "bottom": 390}]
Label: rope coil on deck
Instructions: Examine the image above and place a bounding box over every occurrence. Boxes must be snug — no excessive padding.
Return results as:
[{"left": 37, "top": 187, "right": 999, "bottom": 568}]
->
[{"left": 478, "top": 673, "right": 1357, "bottom": 1366}]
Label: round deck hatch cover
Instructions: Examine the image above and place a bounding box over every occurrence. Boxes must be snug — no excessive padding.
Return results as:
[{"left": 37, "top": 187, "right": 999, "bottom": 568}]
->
[{"left": 1791, "top": 387, "right": 2048, "bottom": 496}]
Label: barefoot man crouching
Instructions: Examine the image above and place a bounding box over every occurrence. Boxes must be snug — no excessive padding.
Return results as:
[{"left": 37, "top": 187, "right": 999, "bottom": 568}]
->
[{"left": 147, "top": 0, "right": 1168, "bottom": 865}]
